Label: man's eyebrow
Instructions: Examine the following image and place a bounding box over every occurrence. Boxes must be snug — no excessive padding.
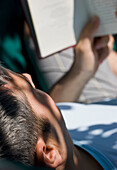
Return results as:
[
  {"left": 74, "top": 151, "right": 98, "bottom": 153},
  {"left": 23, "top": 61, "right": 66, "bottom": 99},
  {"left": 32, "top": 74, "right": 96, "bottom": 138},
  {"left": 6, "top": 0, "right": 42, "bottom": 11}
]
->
[
  {"left": 1, "top": 67, "right": 33, "bottom": 89},
  {"left": 10, "top": 70, "right": 33, "bottom": 88},
  {"left": 18, "top": 74, "right": 33, "bottom": 87}
]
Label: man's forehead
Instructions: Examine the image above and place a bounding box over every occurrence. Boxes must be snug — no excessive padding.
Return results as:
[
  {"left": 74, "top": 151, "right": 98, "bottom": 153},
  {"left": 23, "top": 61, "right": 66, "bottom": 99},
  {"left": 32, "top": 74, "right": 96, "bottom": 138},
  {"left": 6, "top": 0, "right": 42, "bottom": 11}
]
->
[
  {"left": 2, "top": 69, "right": 31, "bottom": 91},
  {"left": 0, "top": 67, "right": 33, "bottom": 91}
]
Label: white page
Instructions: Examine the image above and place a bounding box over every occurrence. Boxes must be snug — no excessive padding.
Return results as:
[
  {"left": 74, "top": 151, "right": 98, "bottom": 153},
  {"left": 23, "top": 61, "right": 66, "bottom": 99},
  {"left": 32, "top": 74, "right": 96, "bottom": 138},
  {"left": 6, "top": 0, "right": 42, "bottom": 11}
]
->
[
  {"left": 74, "top": 0, "right": 89, "bottom": 41},
  {"left": 27, "top": 0, "right": 76, "bottom": 57},
  {"left": 84, "top": 0, "right": 117, "bottom": 36}
]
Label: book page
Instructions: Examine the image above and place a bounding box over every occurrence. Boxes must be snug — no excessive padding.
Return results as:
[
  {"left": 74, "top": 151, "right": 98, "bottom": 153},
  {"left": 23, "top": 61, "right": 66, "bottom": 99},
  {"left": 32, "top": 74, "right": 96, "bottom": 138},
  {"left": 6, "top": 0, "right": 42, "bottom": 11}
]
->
[
  {"left": 27, "top": 0, "right": 75, "bottom": 57},
  {"left": 74, "top": 0, "right": 89, "bottom": 41},
  {"left": 85, "top": 0, "right": 117, "bottom": 36}
]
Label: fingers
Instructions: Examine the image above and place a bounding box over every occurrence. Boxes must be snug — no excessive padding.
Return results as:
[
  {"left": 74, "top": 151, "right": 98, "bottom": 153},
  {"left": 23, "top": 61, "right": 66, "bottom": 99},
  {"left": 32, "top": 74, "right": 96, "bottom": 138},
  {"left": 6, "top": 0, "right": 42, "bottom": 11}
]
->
[
  {"left": 107, "top": 35, "right": 114, "bottom": 51},
  {"left": 75, "top": 16, "right": 100, "bottom": 53},
  {"left": 94, "top": 36, "right": 110, "bottom": 49},
  {"left": 97, "top": 46, "right": 110, "bottom": 64},
  {"left": 94, "top": 35, "right": 114, "bottom": 64},
  {"left": 94, "top": 35, "right": 114, "bottom": 51},
  {"left": 80, "top": 16, "right": 100, "bottom": 41}
]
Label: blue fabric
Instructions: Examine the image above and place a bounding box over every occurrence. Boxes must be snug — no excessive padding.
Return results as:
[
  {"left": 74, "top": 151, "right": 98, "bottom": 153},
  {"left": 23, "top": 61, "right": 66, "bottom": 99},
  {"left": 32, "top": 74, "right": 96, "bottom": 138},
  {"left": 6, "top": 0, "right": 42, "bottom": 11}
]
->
[
  {"left": 73, "top": 140, "right": 116, "bottom": 170},
  {"left": 92, "top": 98, "right": 117, "bottom": 105}
]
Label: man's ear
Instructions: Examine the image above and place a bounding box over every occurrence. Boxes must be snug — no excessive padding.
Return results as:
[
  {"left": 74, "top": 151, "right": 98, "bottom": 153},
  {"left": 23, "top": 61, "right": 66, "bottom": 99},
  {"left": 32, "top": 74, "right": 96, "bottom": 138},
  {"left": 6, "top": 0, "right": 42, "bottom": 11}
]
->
[{"left": 36, "top": 138, "right": 62, "bottom": 168}]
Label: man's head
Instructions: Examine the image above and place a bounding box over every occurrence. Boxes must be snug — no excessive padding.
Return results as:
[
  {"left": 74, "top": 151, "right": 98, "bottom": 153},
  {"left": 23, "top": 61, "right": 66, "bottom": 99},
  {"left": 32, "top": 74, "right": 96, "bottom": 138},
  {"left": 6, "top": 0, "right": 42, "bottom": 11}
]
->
[
  {"left": 0, "top": 66, "right": 77, "bottom": 169},
  {"left": 0, "top": 66, "right": 41, "bottom": 165}
]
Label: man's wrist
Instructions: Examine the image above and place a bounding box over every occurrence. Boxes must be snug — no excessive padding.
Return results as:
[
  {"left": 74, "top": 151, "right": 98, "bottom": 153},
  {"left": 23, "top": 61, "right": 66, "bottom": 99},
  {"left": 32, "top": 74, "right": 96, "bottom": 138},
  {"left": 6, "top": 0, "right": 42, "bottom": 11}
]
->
[
  {"left": 71, "top": 62, "right": 93, "bottom": 82},
  {"left": 76, "top": 70, "right": 93, "bottom": 82}
]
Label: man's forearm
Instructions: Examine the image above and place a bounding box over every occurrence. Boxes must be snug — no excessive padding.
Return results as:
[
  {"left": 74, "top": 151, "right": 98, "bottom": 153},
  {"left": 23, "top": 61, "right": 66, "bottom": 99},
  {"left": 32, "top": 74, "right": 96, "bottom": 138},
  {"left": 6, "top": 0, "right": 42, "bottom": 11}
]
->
[{"left": 49, "top": 66, "right": 91, "bottom": 103}]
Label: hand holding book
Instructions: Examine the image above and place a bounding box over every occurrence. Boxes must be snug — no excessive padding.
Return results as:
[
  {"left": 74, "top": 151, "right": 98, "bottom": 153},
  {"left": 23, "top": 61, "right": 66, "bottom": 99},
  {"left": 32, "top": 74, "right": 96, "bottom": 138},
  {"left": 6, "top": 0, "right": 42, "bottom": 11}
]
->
[
  {"left": 74, "top": 16, "right": 113, "bottom": 79},
  {"left": 50, "top": 16, "right": 113, "bottom": 102}
]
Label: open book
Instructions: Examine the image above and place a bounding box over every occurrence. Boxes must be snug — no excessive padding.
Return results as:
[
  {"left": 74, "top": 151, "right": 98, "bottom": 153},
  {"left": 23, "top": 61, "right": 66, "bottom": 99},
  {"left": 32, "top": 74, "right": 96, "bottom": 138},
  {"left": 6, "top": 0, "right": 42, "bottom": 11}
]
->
[{"left": 21, "top": 0, "right": 117, "bottom": 58}]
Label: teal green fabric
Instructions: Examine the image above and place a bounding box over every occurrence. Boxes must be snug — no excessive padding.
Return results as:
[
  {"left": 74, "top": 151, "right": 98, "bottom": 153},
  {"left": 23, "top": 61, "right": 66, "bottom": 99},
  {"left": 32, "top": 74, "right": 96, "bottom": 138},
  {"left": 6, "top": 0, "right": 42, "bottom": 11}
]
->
[
  {"left": 0, "top": 34, "right": 27, "bottom": 72},
  {"left": 0, "top": 0, "right": 44, "bottom": 89},
  {"left": 113, "top": 41, "right": 117, "bottom": 51},
  {"left": 113, "top": 35, "right": 117, "bottom": 52},
  {"left": 0, "top": 0, "right": 27, "bottom": 73}
]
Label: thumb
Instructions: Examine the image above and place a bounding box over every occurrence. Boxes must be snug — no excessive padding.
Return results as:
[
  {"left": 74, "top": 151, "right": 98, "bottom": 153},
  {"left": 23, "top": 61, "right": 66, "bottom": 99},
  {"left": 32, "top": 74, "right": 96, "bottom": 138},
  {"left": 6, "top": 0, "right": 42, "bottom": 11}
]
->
[{"left": 80, "top": 16, "right": 100, "bottom": 41}]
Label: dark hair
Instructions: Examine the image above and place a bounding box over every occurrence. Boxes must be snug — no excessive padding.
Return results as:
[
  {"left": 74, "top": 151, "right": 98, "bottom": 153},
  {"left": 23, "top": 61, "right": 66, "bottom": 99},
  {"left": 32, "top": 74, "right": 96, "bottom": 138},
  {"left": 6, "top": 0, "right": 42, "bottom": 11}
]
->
[{"left": 0, "top": 66, "right": 48, "bottom": 165}]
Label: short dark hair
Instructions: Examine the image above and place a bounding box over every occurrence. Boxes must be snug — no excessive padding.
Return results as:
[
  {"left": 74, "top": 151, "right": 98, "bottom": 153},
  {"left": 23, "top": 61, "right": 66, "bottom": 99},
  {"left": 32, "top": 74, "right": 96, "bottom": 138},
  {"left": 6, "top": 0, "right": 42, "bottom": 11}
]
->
[{"left": 0, "top": 66, "right": 50, "bottom": 165}]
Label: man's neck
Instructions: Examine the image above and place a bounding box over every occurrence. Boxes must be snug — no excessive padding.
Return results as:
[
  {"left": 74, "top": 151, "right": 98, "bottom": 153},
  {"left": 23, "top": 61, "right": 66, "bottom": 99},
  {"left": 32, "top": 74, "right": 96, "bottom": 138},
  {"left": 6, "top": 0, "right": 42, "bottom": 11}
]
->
[
  {"left": 56, "top": 145, "right": 103, "bottom": 170},
  {"left": 73, "top": 145, "right": 84, "bottom": 170},
  {"left": 56, "top": 145, "right": 84, "bottom": 170},
  {"left": 74, "top": 145, "right": 103, "bottom": 170}
]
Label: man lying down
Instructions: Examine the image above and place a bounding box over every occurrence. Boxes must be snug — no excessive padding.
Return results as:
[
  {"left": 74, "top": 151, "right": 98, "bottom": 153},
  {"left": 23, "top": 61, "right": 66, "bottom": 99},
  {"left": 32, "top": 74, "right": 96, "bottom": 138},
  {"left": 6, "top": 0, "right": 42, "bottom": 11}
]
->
[
  {"left": 0, "top": 17, "right": 116, "bottom": 170},
  {"left": 0, "top": 66, "right": 116, "bottom": 170}
]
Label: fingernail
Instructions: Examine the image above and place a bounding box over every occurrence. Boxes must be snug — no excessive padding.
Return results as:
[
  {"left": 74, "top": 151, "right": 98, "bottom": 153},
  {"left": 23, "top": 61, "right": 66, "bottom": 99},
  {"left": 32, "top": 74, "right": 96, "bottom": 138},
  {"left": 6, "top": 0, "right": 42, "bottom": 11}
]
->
[{"left": 91, "top": 16, "right": 99, "bottom": 24}]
